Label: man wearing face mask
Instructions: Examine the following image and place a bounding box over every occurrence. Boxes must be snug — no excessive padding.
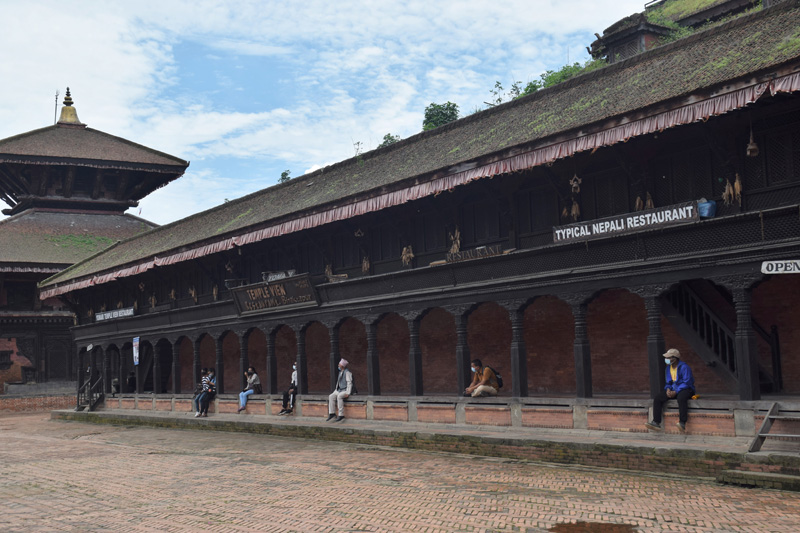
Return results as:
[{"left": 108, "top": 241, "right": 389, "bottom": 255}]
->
[
  {"left": 464, "top": 359, "right": 498, "bottom": 397},
  {"left": 279, "top": 362, "right": 298, "bottom": 415},
  {"left": 645, "top": 348, "right": 695, "bottom": 432}
]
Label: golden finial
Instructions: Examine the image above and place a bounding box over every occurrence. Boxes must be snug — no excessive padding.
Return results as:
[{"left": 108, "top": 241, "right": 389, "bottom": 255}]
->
[{"left": 57, "top": 86, "right": 84, "bottom": 126}]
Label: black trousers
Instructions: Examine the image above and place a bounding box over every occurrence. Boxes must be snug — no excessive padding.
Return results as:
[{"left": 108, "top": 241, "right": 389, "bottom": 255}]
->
[
  {"left": 652, "top": 388, "right": 694, "bottom": 424},
  {"left": 282, "top": 386, "right": 296, "bottom": 409}
]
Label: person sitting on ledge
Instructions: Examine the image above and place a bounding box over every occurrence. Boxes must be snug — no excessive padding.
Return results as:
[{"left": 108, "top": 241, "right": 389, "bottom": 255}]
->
[
  {"left": 238, "top": 366, "right": 261, "bottom": 413},
  {"left": 645, "top": 348, "right": 696, "bottom": 433},
  {"left": 464, "top": 359, "right": 498, "bottom": 398},
  {"left": 326, "top": 358, "right": 352, "bottom": 422},
  {"left": 279, "top": 363, "right": 298, "bottom": 415}
]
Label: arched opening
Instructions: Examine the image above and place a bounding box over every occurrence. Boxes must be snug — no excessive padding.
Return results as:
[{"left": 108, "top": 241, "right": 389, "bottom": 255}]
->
[
  {"left": 138, "top": 340, "right": 154, "bottom": 392},
  {"left": 175, "top": 336, "right": 194, "bottom": 393},
  {"left": 304, "top": 321, "right": 330, "bottom": 394},
  {"left": 120, "top": 343, "right": 134, "bottom": 393},
  {"left": 419, "top": 308, "right": 456, "bottom": 394},
  {"left": 245, "top": 328, "right": 267, "bottom": 383},
  {"left": 273, "top": 325, "right": 297, "bottom": 390},
  {"left": 752, "top": 275, "right": 800, "bottom": 395},
  {"left": 219, "top": 331, "right": 240, "bottom": 393},
  {"left": 525, "top": 296, "right": 575, "bottom": 395},
  {"left": 196, "top": 334, "right": 216, "bottom": 378},
  {"left": 377, "top": 313, "right": 410, "bottom": 395},
  {"left": 155, "top": 338, "right": 173, "bottom": 393},
  {"left": 588, "top": 289, "right": 648, "bottom": 395}
]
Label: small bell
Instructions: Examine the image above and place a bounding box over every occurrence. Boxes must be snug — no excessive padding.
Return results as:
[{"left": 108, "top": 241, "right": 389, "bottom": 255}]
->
[{"left": 746, "top": 129, "right": 759, "bottom": 158}]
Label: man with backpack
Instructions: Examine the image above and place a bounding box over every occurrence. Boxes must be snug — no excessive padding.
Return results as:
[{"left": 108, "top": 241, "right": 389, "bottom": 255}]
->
[{"left": 464, "top": 359, "right": 500, "bottom": 397}]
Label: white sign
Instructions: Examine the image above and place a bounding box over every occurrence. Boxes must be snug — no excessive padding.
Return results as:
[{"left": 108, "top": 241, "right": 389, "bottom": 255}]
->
[
  {"left": 133, "top": 337, "right": 140, "bottom": 366},
  {"left": 96, "top": 307, "right": 134, "bottom": 322},
  {"left": 553, "top": 202, "right": 697, "bottom": 243},
  {"left": 761, "top": 260, "right": 800, "bottom": 274}
]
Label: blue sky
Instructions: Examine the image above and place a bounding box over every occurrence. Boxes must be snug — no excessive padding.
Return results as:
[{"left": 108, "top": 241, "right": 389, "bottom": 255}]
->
[{"left": 0, "top": 0, "right": 645, "bottom": 225}]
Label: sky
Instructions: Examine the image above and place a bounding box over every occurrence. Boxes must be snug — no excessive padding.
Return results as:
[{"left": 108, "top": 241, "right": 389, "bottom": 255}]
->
[{"left": 0, "top": 0, "right": 645, "bottom": 225}]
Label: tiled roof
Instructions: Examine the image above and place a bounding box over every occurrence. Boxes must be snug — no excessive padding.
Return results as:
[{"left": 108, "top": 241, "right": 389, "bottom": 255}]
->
[
  {"left": 0, "top": 124, "right": 188, "bottom": 170},
  {"left": 0, "top": 209, "right": 156, "bottom": 267},
  {"left": 41, "top": 2, "right": 800, "bottom": 288}
]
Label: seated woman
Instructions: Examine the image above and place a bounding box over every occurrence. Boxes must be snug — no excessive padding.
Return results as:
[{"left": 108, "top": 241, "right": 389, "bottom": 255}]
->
[{"left": 237, "top": 367, "right": 261, "bottom": 413}]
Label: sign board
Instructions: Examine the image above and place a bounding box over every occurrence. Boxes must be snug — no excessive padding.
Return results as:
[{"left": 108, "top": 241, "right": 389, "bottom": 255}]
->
[
  {"left": 761, "top": 260, "right": 800, "bottom": 274},
  {"left": 132, "top": 337, "right": 140, "bottom": 366},
  {"left": 95, "top": 307, "right": 135, "bottom": 322},
  {"left": 263, "top": 270, "right": 296, "bottom": 282},
  {"left": 230, "top": 274, "right": 319, "bottom": 316},
  {"left": 553, "top": 201, "right": 698, "bottom": 244},
  {"left": 446, "top": 244, "right": 503, "bottom": 264}
]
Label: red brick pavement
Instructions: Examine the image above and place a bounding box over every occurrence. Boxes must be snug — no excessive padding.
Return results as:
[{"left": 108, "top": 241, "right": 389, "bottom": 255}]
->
[{"left": 0, "top": 413, "right": 799, "bottom": 532}]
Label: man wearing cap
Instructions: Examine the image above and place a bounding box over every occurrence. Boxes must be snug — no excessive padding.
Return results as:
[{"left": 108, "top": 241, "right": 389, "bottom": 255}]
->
[
  {"left": 327, "top": 358, "right": 353, "bottom": 422},
  {"left": 645, "top": 348, "right": 695, "bottom": 432}
]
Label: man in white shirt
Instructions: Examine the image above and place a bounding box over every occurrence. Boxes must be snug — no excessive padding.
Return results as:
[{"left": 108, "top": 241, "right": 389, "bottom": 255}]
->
[{"left": 279, "top": 363, "right": 298, "bottom": 415}]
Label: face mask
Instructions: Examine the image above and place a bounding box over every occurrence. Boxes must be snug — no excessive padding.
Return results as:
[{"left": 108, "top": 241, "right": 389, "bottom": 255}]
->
[
  {"left": 293, "top": 365, "right": 297, "bottom": 370},
  {"left": 664, "top": 358, "right": 672, "bottom": 365},
  {"left": 471, "top": 367, "right": 477, "bottom": 373}
]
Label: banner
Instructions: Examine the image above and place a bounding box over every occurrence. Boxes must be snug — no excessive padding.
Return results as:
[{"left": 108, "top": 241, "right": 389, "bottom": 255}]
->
[
  {"left": 133, "top": 337, "right": 140, "bottom": 366},
  {"left": 553, "top": 202, "right": 697, "bottom": 244}
]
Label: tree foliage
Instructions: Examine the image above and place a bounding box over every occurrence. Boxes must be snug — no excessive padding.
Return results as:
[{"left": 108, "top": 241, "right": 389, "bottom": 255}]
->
[
  {"left": 377, "top": 133, "right": 401, "bottom": 148},
  {"left": 422, "top": 101, "right": 459, "bottom": 131},
  {"left": 279, "top": 170, "right": 291, "bottom": 183}
]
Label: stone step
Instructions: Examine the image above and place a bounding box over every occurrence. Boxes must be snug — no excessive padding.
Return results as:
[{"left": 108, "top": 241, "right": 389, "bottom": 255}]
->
[{"left": 718, "top": 470, "right": 800, "bottom": 491}]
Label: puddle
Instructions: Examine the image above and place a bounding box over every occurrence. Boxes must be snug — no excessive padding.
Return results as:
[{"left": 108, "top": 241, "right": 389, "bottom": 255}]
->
[{"left": 548, "top": 521, "right": 638, "bottom": 533}]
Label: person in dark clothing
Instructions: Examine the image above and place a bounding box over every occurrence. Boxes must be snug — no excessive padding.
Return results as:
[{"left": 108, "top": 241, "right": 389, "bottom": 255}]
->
[
  {"left": 279, "top": 363, "right": 298, "bottom": 415},
  {"left": 126, "top": 371, "right": 136, "bottom": 393},
  {"left": 645, "top": 348, "right": 696, "bottom": 432},
  {"left": 199, "top": 368, "right": 217, "bottom": 417}
]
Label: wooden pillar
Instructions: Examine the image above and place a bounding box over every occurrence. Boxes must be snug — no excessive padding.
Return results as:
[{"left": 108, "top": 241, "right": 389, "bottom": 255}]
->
[
  {"left": 192, "top": 340, "right": 201, "bottom": 389},
  {"left": 103, "top": 347, "right": 111, "bottom": 394},
  {"left": 135, "top": 345, "right": 144, "bottom": 395},
  {"left": 508, "top": 304, "right": 528, "bottom": 398},
  {"left": 215, "top": 336, "right": 224, "bottom": 394},
  {"left": 172, "top": 340, "right": 182, "bottom": 394},
  {"left": 76, "top": 347, "right": 85, "bottom": 409},
  {"left": 366, "top": 319, "right": 380, "bottom": 396},
  {"left": 266, "top": 330, "right": 278, "bottom": 394},
  {"left": 567, "top": 296, "right": 593, "bottom": 399},
  {"left": 239, "top": 333, "right": 249, "bottom": 391},
  {"left": 152, "top": 343, "right": 162, "bottom": 395},
  {"left": 296, "top": 327, "right": 308, "bottom": 395},
  {"left": 644, "top": 295, "right": 666, "bottom": 398},
  {"left": 328, "top": 323, "right": 340, "bottom": 392},
  {"left": 733, "top": 287, "right": 760, "bottom": 401},
  {"left": 405, "top": 313, "right": 423, "bottom": 396},
  {"left": 453, "top": 309, "right": 471, "bottom": 395}
]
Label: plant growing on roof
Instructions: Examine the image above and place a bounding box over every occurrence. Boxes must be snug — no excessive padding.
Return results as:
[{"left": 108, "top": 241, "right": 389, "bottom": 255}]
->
[
  {"left": 279, "top": 170, "right": 291, "bottom": 183},
  {"left": 377, "top": 134, "right": 401, "bottom": 148},
  {"left": 422, "top": 102, "right": 459, "bottom": 131}
]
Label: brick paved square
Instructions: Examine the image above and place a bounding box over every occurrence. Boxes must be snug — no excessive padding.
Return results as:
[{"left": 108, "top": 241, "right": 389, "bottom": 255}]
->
[{"left": 1, "top": 413, "right": 799, "bottom": 532}]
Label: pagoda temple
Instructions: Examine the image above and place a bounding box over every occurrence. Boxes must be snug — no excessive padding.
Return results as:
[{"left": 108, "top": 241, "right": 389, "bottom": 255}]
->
[{"left": 0, "top": 89, "right": 188, "bottom": 387}]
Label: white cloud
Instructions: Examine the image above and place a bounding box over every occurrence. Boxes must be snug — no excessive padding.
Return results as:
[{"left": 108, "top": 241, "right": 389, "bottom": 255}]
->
[{"left": 1, "top": 0, "right": 646, "bottom": 225}]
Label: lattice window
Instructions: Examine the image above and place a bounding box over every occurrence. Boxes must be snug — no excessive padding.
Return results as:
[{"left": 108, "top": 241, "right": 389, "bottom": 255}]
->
[
  {"left": 460, "top": 199, "right": 500, "bottom": 246},
  {"left": 765, "top": 131, "right": 792, "bottom": 184},
  {"left": 592, "top": 170, "right": 628, "bottom": 218}
]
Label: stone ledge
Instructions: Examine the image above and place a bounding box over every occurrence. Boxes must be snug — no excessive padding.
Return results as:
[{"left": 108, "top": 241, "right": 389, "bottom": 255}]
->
[{"left": 718, "top": 470, "right": 800, "bottom": 491}]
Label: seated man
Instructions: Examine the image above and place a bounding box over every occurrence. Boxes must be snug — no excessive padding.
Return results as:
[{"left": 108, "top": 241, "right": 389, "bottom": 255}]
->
[
  {"left": 326, "top": 358, "right": 352, "bottom": 422},
  {"left": 645, "top": 348, "right": 696, "bottom": 432},
  {"left": 279, "top": 363, "right": 298, "bottom": 415},
  {"left": 464, "top": 359, "right": 498, "bottom": 397}
]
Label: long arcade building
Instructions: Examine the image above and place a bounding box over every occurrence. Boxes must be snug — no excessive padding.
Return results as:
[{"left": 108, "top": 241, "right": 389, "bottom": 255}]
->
[{"left": 40, "top": 1, "right": 800, "bottom": 430}]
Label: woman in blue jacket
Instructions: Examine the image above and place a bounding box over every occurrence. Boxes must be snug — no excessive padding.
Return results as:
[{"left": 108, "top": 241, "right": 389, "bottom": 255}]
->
[{"left": 645, "top": 348, "right": 695, "bottom": 432}]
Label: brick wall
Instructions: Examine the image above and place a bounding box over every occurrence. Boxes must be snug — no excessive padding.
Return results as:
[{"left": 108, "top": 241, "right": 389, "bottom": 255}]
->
[
  {"left": 0, "top": 338, "right": 28, "bottom": 386},
  {"left": 305, "top": 321, "right": 329, "bottom": 394},
  {"left": 419, "top": 308, "right": 457, "bottom": 394},
  {"left": 524, "top": 296, "right": 576, "bottom": 394},
  {"left": 378, "top": 313, "right": 410, "bottom": 394},
  {"left": 588, "top": 289, "right": 649, "bottom": 394},
  {"left": 246, "top": 329, "right": 267, "bottom": 386},
  {"left": 178, "top": 338, "right": 194, "bottom": 394},
  {"left": 221, "top": 332, "right": 240, "bottom": 392},
  {"left": 197, "top": 335, "right": 216, "bottom": 373},
  {"left": 753, "top": 276, "right": 800, "bottom": 393},
  {"left": 468, "top": 302, "right": 512, "bottom": 396},
  {"left": 0, "top": 395, "right": 73, "bottom": 412}
]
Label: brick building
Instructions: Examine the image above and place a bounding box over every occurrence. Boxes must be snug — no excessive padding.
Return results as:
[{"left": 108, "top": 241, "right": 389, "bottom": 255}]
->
[
  {"left": 38, "top": 1, "right": 800, "bottom": 431},
  {"left": 0, "top": 90, "right": 188, "bottom": 388}
]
